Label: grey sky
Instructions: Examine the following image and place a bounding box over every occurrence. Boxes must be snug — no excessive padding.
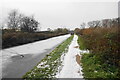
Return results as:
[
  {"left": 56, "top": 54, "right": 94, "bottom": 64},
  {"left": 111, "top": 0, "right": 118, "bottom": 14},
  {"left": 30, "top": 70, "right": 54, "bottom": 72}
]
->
[
  {"left": 118, "top": 1, "right": 120, "bottom": 17},
  {"left": 0, "top": 0, "right": 119, "bottom": 30}
]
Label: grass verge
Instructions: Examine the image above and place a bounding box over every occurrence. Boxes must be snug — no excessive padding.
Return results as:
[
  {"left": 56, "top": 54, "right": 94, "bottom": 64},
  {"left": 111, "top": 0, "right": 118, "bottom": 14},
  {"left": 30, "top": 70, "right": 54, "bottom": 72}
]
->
[
  {"left": 81, "top": 53, "right": 119, "bottom": 79},
  {"left": 23, "top": 35, "right": 74, "bottom": 79},
  {"left": 77, "top": 36, "right": 86, "bottom": 50},
  {"left": 77, "top": 35, "right": 119, "bottom": 79}
]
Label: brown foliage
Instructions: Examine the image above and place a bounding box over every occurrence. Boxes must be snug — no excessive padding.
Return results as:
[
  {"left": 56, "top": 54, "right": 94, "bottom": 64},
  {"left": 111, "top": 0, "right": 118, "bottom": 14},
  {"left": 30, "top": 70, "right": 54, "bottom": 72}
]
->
[
  {"left": 2, "top": 30, "right": 68, "bottom": 49},
  {"left": 75, "top": 24, "right": 120, "bottom": 68},
  {"left": 76, "top": 54, "right": 81, "bottom": 65}
]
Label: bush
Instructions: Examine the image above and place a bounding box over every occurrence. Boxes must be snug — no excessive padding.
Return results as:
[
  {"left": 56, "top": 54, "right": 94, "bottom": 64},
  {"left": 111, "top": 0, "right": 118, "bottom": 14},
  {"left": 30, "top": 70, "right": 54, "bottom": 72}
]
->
[
  {"left": 76, "top": 21, "right": 120, "bottom": 78},
  {"left": 81, "top": 53, "right": 119, "bottom": 79}
]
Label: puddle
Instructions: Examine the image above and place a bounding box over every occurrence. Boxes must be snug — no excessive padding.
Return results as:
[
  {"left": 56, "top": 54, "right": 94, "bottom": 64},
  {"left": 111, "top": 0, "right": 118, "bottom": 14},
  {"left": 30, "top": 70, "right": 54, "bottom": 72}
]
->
[{"left": 11, "top": 54, "right": 33, "bottom": 61}]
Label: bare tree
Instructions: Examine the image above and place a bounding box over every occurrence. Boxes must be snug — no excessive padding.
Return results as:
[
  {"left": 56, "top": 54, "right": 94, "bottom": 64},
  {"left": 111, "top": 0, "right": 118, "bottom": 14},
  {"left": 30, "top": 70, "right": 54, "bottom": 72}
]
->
[
  {"left": 20, "top": 16, "right": 39, "bottom": 32},
  {"left": 47, "top": 28, "right": 52, "bottom": 31},
  {"left": 111, "top": 18, "right": 119, "bottom": 27},
  {"left": 7, "top": 9, "right": 20, "bottom": 30},
  {"left": 88, "top": 20, "right": 100, "bottom": 28},
  {"left": 80, "top": 22, "right": 86, "bottom": 29},
  {"left": 102, "top": 19, "right": 109, "bottom": 27},
  {"left": 94, "top": 21, "right": 101, "bottom": 27}
]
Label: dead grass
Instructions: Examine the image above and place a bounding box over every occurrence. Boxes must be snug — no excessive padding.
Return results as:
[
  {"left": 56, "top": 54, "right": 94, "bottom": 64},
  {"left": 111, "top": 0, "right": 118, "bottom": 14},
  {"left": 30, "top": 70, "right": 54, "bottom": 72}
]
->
[
  {"left": 74, "top": 46, "right": 79, "bottom": 48},
  {"left": 76, "top": 54, "right": 81, "bottom": 65}
]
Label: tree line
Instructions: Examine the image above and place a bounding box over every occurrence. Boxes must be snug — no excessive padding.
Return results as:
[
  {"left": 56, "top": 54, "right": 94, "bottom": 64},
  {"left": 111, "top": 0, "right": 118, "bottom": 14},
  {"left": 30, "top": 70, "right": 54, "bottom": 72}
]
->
[
  {"left": 75, "top": 18, "right": 119, "bottom": 35},
  {"left": 2, "top": 10, "right": 70, "bottom": 49},
  {"left": 79, "top": 18, "right": 119, "bottom": 29},
  {"left": 5, "top": 9, "right": 39, "bottom": 32}
]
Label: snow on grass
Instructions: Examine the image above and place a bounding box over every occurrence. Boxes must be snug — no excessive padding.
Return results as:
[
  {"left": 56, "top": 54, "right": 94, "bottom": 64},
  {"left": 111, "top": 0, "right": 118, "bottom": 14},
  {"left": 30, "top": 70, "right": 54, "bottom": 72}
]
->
[
  {"left": 37, "top": 61, "right": 48, "bottom": 68},
  {"left": 79, "top": 49, "right": 89, "bottom": 54},
  {"left": 56, "top": 35, "right": 84, "bottom": 78},
  {"left": 55, "top": 50, "right": 68, "bottom": 76},
  {"left": 23, "top": 35, "right": 73, "bottom": 78},
  {"left": 1, "top": 34, "right": 70, "bottom": 68}
]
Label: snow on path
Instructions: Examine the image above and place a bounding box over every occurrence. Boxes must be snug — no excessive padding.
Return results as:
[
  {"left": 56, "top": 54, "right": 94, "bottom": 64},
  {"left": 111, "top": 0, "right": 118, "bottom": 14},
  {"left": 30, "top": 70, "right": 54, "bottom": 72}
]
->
[
  {"left": 56, "top": 35, "right": 83, "bottom": 78},
  {"left": 1, "top": 34, "right": 70, "bottom": 69}
]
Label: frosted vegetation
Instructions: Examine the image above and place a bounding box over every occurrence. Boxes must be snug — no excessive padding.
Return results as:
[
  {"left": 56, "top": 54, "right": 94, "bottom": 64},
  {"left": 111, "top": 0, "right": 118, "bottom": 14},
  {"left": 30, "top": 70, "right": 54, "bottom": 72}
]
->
[{"left": 23, "top": 35, "right": 73, "bottom": 78}]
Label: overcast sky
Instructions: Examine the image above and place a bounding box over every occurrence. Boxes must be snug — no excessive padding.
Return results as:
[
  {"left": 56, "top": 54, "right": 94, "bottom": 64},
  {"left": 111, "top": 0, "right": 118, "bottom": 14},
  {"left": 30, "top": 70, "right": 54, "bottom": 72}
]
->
[{"left": 0, "top": 0, "right": 119, "bottom": 30}]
